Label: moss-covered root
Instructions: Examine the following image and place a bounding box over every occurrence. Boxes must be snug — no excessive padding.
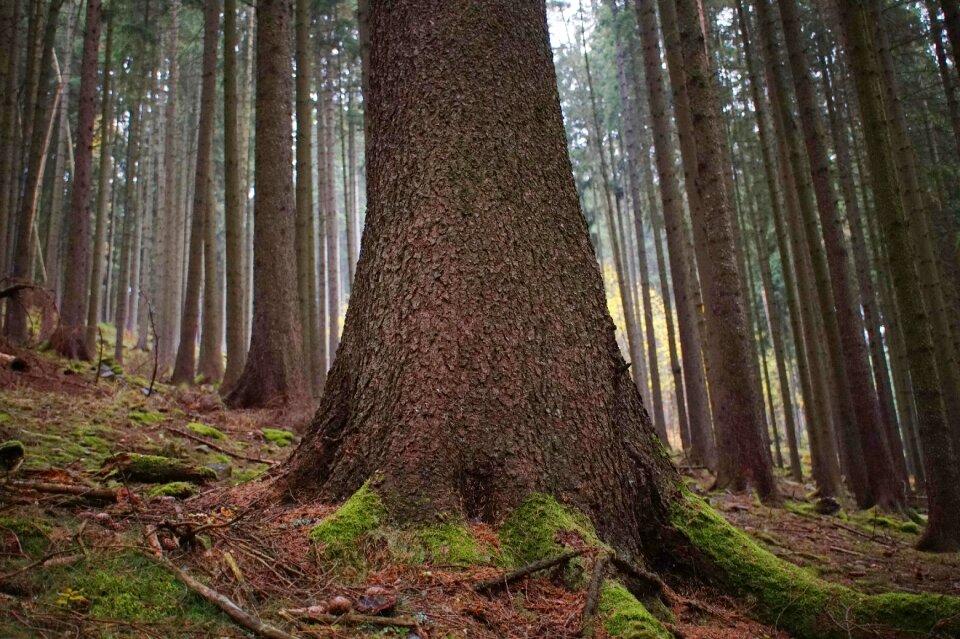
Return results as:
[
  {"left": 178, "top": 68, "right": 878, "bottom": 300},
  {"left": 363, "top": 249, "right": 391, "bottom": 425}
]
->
[
  {"left": 673, "top": 494, "right": 960, "bottom": 638},
  {"left": 103, "top": 453, "right": 216, "bottom": 484},
  {"left": 598, "top": 581, "right": 672, "bottom": 639}
]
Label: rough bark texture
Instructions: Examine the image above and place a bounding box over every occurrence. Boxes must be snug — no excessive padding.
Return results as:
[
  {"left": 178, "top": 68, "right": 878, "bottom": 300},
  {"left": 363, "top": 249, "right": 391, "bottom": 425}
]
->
[
  {"left": 281, "top": 0, "right": 677, "bottom": 555},
  {"left": 839, "top": 0, "right": 960, "bottom": 550},
  {"left": 157, "top": 6, "right": 180, "bottom": 372},
  {"left": 0, "top": 0, "right": 21, "bottom": 276},
  {"left": 172, "top": 0, "right": 219, "bottom": 385},
  {"left": 50, "top": 0, "right": 101, "bottom": 360},
  {"left": 224, "top": 0, "right": 309, "bottom": 409}
]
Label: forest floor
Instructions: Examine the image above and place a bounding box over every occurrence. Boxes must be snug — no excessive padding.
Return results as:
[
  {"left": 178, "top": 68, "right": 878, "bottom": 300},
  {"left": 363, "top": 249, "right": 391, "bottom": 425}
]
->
[{"left": 0, "top": 338, "right": 957, "bottom": 638}]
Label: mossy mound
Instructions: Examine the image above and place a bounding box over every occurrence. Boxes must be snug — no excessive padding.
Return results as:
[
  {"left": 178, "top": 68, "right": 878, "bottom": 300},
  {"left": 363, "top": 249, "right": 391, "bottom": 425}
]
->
[
  {"left": 186, "top": 422, "right": 225, "bottom": 440},
  {"left": 261, "top": 428, "right": 294, "bottom": 446},
  {"left": 0, "top": 439, "right": 25, "bottom": 472},
  {"left": 309, "top": 483, "right": 493, "bottom": 570},
  {"left": 673, "top": 493, "right": 960, "bottom": 638},
  {"left": 598, "top": 581, "right": 671, "bottom": 639},
  {"left": 498, "top": 493, "right": 605, "bottom": 566},
  {"left": 147, "top": 482, "right": 199, "bottom": 499}
]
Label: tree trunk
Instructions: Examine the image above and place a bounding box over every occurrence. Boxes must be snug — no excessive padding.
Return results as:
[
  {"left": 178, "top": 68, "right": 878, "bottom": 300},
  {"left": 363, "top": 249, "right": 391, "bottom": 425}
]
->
[
  {"left": 113, "top": 100, "right": 142, "bottom": 364},
  {"left": 43, "top": 4, "right": 79, "bottom": 301},
  {"left": 172, "top": 0, "right": 219, "bottom": 385},
  {"left": 293, "top": 0, "right": 316, "bottom": 392},
  {"left": 85, "top": 19, "right": 113, "bottom": 352},
  {"left": 322, "top": 37, "right": 341, "bottom": 366},
  {"left": 665, "top": 0, "right": 775, "bottom": 500},
  {"left": 633, "top": 0, "right": 715, "bottom": 469},
  {"left": 50, "top": 0, "right": 101, "bottom": 360},
  {"left": 4, "top": 0, "right": 64, "bottom": 343},
  {"left": 224, "top": 0, "right": 309, "bottom": 409},
  {"left": 198, "top": 0, "right": 224, "bottom": 384},
  {"left": 0, "top": 0, "right": 22, "bottom": 277},
  {"left": 839, "top": 0, "right": 960, "bottom": 551}
]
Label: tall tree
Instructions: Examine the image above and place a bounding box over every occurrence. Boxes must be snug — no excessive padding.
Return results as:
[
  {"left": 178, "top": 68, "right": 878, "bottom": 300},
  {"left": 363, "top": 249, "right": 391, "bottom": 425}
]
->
[
  {"left": 225, "top": 0, "right": 309, "bottom": 408},
  {"left": 50, "top": 0, "right": 102, "bottom": 359},
  {"left": 172, "top": 0, "right": 220, "bottom": 384}
]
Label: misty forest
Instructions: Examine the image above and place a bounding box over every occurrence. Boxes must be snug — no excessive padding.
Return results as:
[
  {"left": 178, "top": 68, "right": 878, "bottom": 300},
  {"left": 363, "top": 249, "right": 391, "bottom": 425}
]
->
[{"left": 1, "top": 0, "right": 960, "bottom": 637}]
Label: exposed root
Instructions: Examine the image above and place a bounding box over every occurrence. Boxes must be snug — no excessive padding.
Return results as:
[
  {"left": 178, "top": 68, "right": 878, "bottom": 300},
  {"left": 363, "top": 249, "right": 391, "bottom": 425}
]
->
[{"left": 474, "top": 549, "right": 585, "bottom": 594}]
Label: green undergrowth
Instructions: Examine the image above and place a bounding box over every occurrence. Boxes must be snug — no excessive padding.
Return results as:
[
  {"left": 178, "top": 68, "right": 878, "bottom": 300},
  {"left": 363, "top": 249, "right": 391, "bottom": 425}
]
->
[
  {"left": 147, "top": 481, "right": 199, "bottom": 499},
  {"left": 128, "top": 410, "right": 164, "bottom": 426},
  {"left": 104, "top": 452, "right": 216, "bottom": 484},
  {"left": 673, "top": 492, "right": 960, "bottom": 638}
]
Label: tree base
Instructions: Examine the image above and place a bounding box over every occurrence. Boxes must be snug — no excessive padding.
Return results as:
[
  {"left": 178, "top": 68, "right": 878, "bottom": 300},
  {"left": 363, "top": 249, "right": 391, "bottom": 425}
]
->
[
  {"left": 304, "top": 482, "right": 960, "bottom": 639},
  {"left": 47, "top": 326, "right": 92, "bottom": 361}
]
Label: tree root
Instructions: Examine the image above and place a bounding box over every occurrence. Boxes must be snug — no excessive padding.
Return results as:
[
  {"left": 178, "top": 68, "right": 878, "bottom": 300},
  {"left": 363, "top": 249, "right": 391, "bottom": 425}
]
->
[
  {"left": 473, "top": 549, "right": 585, "bottom": 593},
  {"left": 580, "top": 553, "right": 608, "bottom": 637}
]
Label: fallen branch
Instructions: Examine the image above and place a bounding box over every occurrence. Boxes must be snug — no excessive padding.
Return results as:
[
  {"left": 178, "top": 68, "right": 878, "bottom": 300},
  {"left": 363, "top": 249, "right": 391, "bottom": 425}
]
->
[
  {"left": 580, "top": 553, "right": 608, "bottom": 637},
  {"left": 166, "top": 426, "right": 277, "bottom": 466},
  {"left": 474, "top": 549, "right": 585, "bottom": 593},
  {"left": 279, "top": 609, "right": 419, "bottom": 629},
  {"left": 147, "top": 552, "right": 300, "bottom": 639},
  {"left": 0, "top": 550, "right": 84, "bottom": 582},
  {"left": 3, "top": 480, "right": 120, "bottom": 501}
]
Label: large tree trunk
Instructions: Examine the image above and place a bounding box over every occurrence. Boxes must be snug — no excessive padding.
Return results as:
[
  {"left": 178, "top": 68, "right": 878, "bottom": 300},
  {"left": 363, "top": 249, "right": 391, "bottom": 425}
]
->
[
  {"left": 282, "top": 0, "right": 673, "bottom": 551},
  {"left": 0, "top": 0, "right": 22, "bottom": 277},
  {"left": 49, "top": 0, "right": 101, "bottom": 360},
  {"left": 224, "top": 0, "right": 309, "bottom": 409}
]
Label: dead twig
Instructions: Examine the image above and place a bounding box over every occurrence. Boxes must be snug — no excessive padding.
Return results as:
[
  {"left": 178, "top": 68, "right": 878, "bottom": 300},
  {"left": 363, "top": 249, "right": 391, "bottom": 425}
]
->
[
  {"left": 579, "top": 553, "right": 608, "bottom": 637},
  {"left": 138, "top": 290, "right": 159, "bottom": 395},
  {"left": 166, "top": 426, "right": 277, "bottom": 466},
  {"left": 0, "top": 549, "right": 84, "bottom": 582},
  {"left": 145, "top": 551, "right": 300, "bottom": 639},
  {"left": 279, "top": 609, "right": 420, "bottom": 629},
  {"left": 474, "top": 549, "right": 585, "bottom": 594},
  {"left": 2, "top": 479, "right": 120, "bottom": 502},
  {"left": 95, "top": 325, "right": 104, "bottom": 383}
]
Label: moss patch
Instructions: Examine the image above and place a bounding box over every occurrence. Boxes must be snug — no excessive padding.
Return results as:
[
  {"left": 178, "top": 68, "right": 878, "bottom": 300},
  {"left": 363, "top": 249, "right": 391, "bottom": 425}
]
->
[
  {"left": 310, "top": 482, "right": 386, "bottom": 556},
  {"left": 598, "top": 581, "right": 672, "bottom": 638},
  {"left": 261, "top": 428, "right": 294, "bottom": 446},
  {"left": 128, "top": 410, "right": 164, "bottom": 426},
  {"left": 104, "top": 452, "right": 216, "bottom": 484},
  {"left": 147, "top": 482, "right": 199, "bottom": 499},
  {"left": 0, "top": 516, "right": 52, "bottom": 556},
  {"left": 673, "top": 492, "right": 960, "bottom": 638},
  {"left": 415, "top": 524, "right": 490, "bottom": 566},
  {"left": 498, "top": 493, "right": 603, "bottom": 566},
  {"left": 186, "top": 422, "right": 225, "bottom": 440}
]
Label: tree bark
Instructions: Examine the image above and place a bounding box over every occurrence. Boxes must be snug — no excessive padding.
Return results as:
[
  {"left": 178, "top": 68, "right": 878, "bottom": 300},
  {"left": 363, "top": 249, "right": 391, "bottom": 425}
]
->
[
  {"left": 224, "top": 0, "right": 309, "bottom": 409},
  {"left": 0, "top": 0, "right": 22, "bottom": 277},
  {"left": 50, "top": 0, "right": 101, "bottom": 360},
  {"left": 172, "top": 0, "right": 219, "bottom": 384}
]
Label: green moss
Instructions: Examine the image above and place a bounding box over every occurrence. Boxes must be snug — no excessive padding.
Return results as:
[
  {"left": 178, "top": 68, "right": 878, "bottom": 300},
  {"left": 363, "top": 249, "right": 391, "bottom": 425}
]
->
[
  {"left": 128, "top": 410, "right": 164, "bottom": 426},
  {"left": 147, "top": 482, "right": 199, "bottom": 499},
  {"left": 0, "top": 516, "right": 52, "bottom": 556},
  {"left": 498, "top": 493, "right": 603, "bottom": 566},
  {"left": 899, "top": 521, "right": 920, "bottom": 534},
  {"left": 309, "top": 482, "right": 386, "bottom": 556},
  {"left": 261, "top": 428, "right": 294, "bottom": 446},
  {"left": 186, "top": 422, "right": 225, "bottom": 440},
  {"left": 672, "top": 492, "right": 960, "bottom": 638},
  {"left": 107, "top": 453, "right": 216, "bottom": 484},
  {"left": 415, "top": 524, "right": 490, "bottom": 566},
  {"left": 55, "top": 552, "right": 221, "bottom": 626},
  {"left": 231, "top": 465, "right": 269, "bottom": 484},
  {"left": 598, "top": 581, "right": 671, "bottom": 639},
  {"left": 0, "top": 411, "right": 11, "bottom": 423}
]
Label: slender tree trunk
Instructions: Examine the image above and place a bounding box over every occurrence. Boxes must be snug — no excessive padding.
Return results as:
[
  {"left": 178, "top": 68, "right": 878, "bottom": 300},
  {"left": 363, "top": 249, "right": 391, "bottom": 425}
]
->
[
  {"left": 86, "top": 19, "right": 113, "bottom": 352},
  {"left": 222, "top": 0, "right": 246, "bottom": 389},
  {"left": 44, "top": 5, "right": 79, "bottom": 300},
  {"left": 50, "top": 0, "right": 101, "bottom": 359},
  {"left": 346, "top": 84, "right": 359, "bottom": 287},
  {"left": 114, "top": 101, "right": 142, "bottom": 364},
  {"left": 294, "top": 0, "right": 316, "bottom": 391},
  {"left": 928, "top": 3, "right": 960, "bottom": 157},
  {"left": 5, "top": 0, "right": 65, "bottom": 343},
  {"left": 172, "top": 0, "right": 219, "bottom": 384},
  {"left": 156, "top": 5, "right": 179, "bottom": 372},
  {"left": 667, "top": 0, "right": 776, "bottom": 499},
  {"left": 839, "top": 0, "right": 960, "bottom": 550},
  {"left": 0, "top": 0, "right": 22, "bottom": 277},
  {"left": 323, "top": 38, "right": 342, "bottom": 365},
  {"left": 225, "top": 0, "right": 309, "bottom": 408},
  {"left": 633, "top": 0, "right": 715, "bottom": 469},
  {"left": 315, "top": 43, "right": 330, "bottom": 389}
]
